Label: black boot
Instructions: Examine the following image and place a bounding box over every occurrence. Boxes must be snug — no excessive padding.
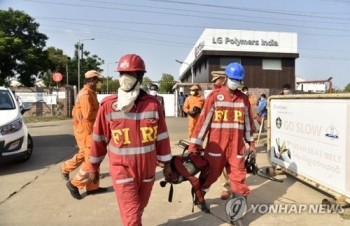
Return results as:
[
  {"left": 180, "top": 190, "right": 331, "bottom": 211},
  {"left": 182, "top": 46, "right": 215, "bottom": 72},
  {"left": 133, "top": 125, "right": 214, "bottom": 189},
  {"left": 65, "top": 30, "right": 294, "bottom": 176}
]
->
[
  {"left": 192, "top": 188, "right": 210, "bottom": 213},
  {"left": 66, "top": 181, "right": 82, "bottom": 200},
  {"left": 86, "top": 187, "right": 108, "bottom": 195}
]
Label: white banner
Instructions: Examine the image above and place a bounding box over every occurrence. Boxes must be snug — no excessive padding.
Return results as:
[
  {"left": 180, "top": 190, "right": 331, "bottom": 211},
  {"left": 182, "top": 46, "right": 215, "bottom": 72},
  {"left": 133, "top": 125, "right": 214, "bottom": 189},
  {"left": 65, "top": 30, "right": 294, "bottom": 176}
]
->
[
  {"left": 269, "top": 99, "right": 350, "bottom": 197},
  {"left": 16, "top": 92, "right": 47, "bottom": 102}
]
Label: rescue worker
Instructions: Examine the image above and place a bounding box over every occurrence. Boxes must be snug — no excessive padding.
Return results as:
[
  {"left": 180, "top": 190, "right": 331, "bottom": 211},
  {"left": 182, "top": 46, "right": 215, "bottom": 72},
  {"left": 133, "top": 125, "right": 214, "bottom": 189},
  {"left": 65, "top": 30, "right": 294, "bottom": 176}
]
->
[
  {"left": 183, "top": 85, "right": 205, "bottom": 138},
  {"left": 211, "top": 71, "right": 231, "bottom": 200},
  {"left": 88, "top": 54, "right": 173, "bottom": 226},
  {"left": 188, "top": 63, "right": 256, "bottom": 224},
  {"left": 149, "top": 83, "right": 165, "bottom": 116},
  {"left": 65, "top": 70, "right": 108, "bottom": 199}
]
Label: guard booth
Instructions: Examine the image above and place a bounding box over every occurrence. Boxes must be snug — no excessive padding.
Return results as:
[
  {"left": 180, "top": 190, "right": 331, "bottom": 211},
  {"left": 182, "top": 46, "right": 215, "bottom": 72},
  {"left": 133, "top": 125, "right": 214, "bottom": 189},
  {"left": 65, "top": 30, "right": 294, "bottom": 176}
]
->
[{"left": 266, "top": 93, "right": 350, "bottom": 207}]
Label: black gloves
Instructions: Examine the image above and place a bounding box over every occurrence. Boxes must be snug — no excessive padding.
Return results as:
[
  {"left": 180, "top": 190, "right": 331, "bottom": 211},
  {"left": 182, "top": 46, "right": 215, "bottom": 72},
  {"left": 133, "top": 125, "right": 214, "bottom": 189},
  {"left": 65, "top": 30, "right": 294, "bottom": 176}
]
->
[{"left": 188, "top": 106, "right": 201, "bottom": 117}]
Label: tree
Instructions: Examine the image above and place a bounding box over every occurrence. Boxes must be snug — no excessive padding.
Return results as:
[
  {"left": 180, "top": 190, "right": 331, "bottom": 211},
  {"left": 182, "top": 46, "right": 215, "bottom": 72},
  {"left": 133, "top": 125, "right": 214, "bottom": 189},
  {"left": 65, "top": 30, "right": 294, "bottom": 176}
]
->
[
  {"left": 141, "top": 76, "right": 153, "bottom": 91},
  {"left": 0, "top": 8, "right": 48, "bottom": 86},
  {"left": 41, "top": 47, "right": 70, "bottom": 87},
  {"left": 159, "top": 73, "right": 177, "bottom": 94},
  {"left": 344, "top": 83, "right": 350, "bottom": 93}
]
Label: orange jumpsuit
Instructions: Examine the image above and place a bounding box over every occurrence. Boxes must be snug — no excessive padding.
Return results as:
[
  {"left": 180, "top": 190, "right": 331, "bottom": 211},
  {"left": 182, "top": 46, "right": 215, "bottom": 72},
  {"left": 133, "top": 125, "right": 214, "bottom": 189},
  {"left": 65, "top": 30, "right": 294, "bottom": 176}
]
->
[
  {"left": 183, "top": 94, "right": 204, "bottom": 138},
  {"left": 188, "top": 86, "right": 255, "bottom": 196},
  {"left": 61, "top": 91, "right": 91, "bottom": 174},
  {"left": 89, "top": 90, "right": 172, "bottom": 226},
  {"left": 70, "top": 85, "right": 100, "bottom": 192}
]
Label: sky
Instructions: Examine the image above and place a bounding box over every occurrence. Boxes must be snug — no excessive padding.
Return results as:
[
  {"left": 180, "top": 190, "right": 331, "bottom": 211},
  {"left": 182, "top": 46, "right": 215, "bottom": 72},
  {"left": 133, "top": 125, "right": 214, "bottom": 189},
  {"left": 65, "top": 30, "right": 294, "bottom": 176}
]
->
[{"left": 1, "top": 0, "right": 350, "bottom": 89}]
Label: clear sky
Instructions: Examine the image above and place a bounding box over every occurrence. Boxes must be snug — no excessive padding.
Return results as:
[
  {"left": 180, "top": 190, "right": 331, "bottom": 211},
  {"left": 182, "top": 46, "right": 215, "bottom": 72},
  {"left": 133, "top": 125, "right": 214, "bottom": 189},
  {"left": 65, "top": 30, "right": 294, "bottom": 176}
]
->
[{"left": 1, "top": 0, "right": 350, "bottom": 89}]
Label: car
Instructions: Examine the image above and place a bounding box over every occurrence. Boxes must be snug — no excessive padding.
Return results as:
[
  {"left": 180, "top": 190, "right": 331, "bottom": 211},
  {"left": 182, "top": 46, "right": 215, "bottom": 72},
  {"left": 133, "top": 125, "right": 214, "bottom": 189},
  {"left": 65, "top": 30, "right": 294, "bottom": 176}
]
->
[{"left": 0, "top": 86, "right": 33, "bottom": 163}]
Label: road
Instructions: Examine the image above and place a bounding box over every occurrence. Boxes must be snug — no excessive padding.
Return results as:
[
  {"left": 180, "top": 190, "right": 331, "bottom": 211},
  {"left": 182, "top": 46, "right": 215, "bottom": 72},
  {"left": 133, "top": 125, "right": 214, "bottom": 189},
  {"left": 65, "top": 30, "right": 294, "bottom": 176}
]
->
[{"left": 0, "top": 118, "right": 347, "bottom": 226}]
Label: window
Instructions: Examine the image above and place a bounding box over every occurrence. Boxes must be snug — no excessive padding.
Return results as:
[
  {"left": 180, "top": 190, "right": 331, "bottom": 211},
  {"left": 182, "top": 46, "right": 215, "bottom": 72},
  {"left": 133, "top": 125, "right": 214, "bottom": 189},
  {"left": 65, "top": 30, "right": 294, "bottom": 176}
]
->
[
  {"left": 0, "top": 91, "right": 16, "bottom": 110},
  {"left": 220, "top": 57, "right": 241, "bottom": 69},
  {"left": 263, "top": 59, "right": 282, "bottom": 70}
]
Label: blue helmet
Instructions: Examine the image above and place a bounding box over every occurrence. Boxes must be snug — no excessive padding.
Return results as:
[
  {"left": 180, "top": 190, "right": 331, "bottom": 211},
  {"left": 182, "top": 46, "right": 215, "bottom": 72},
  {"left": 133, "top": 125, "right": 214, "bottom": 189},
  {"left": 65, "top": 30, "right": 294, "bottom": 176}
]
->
[{"left": 225, "top": 62, "right": 245, "bottom": 80}]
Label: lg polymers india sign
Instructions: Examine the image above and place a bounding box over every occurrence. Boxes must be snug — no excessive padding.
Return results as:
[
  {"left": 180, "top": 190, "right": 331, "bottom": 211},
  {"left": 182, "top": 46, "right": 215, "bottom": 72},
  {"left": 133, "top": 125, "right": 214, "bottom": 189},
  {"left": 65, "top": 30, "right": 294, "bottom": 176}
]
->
[
  {"left": 193, "top": 28, "right": 297, "bottom": 57},
  {"left": 269, "top": 96, "right": 350, "bottom": 199}
]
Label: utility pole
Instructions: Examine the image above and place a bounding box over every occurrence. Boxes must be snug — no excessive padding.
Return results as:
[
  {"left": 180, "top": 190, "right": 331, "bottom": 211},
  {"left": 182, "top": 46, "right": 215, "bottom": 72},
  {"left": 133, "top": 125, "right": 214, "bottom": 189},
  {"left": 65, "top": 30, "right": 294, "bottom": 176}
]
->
[{"left": 77, "top": 38, "right": 95, "bottom": 89}]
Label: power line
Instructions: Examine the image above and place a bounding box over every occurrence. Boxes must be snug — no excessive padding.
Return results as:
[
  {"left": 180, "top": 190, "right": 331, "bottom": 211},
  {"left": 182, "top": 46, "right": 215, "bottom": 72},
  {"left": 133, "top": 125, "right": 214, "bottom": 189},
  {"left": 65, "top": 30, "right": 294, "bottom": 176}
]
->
[
  {"left": 77, "top": 0, "right": 350, "bottom": 25},
  {"left": 25, "top": 0, "right": 350, "bottom": 32},
  {"left": 150, "top": 0, "right": 350, "bottom": 20}
]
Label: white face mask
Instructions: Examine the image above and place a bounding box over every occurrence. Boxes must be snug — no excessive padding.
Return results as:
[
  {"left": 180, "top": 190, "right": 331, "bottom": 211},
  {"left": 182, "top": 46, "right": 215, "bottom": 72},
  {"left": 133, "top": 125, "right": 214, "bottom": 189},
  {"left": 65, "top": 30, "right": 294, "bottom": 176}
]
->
[
  {"left": 117, "top": 74, "right": 140, "bottom": 112},
  {"left": 120, "top": 74, "right": 138, "bottom": 92},
  {"left": 243, "top": 91, "right": 248, "bottom": 95},
  {"left": 227, "top": 79, "right": 240, "bottom": 91},
  {"left": 283, "top": 89, "right": 291, "bottom": 95},
  {"left": 149, "top": 90, "right": 157, "bottom": 96}
]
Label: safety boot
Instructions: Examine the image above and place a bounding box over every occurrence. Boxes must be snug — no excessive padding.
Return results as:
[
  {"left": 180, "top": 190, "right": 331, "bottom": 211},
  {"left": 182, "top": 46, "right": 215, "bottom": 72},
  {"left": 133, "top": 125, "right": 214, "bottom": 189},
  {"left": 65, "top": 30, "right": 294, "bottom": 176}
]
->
[
  {"left": 60, "top": 165, "right": 69, "bottom": 181},
  {"left": 66, "top": 181, "right": 82, "bottom": 200},
  {"left": 86, "top": 187, "right": 108, "bottom": 195},
  {"left": 192, "top": 188, "right": 210, "bottom": 213}
]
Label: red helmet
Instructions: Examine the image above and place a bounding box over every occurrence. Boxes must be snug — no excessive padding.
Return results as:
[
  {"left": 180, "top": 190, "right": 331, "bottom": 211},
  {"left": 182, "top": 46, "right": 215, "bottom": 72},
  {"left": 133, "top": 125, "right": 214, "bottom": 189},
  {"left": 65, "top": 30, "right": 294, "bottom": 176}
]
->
[{"left": 117, "top": 54, "right": 146, "bottom": 72}]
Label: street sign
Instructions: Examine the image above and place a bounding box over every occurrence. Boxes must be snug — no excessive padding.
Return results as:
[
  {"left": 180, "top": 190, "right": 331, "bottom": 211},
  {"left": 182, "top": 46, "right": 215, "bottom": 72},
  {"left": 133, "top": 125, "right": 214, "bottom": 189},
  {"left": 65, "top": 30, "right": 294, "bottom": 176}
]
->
[{"left": 52, "top": 72, "right": 63, "bottom": 82}]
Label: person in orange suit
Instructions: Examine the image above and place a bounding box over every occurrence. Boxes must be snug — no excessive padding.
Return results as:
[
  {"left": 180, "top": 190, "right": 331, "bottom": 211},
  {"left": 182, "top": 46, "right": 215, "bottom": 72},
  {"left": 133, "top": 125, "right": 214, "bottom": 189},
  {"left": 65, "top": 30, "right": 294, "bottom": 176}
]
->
[
  {"left": 65, "top": 70, "right": 108, "bottom": 200},
  {"left": 183, "top": 85, "right": 205, "bottom": 138}
]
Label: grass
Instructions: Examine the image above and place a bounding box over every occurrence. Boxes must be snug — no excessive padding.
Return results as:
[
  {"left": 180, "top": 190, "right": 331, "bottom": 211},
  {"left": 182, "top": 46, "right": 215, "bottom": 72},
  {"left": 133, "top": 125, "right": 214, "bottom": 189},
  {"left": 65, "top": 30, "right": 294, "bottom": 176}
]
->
[{"left": 23, "top": 115, "right": 71, "bottom": 124}]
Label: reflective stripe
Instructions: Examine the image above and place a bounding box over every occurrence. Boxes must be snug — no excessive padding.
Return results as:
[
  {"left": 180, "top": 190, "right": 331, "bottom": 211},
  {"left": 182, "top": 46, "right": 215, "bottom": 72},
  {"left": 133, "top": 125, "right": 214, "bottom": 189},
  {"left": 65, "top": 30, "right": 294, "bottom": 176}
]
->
[
  {"left": 236, "top": 154, "right": 246, "bottom": 159},
  {"left": 116, "top": 177, "right": 134, "bottom": 184},
  {"left": 157, "top": 131, "right": 169, "bottom": 141},
  {"left": 92, "top": 133, "right": 109, "bottom": 143},
  {"left": 208, "top": 152, "right": 221, "bottom": 157},
  {"left": 214, "top": 101, "right": 245, "bottom": 108},
  {"left": 190, "top": 137, "right": 203, "bottom": 146},
  {"left": 196, "top": 104, "right": 215, "bottom": 141},
  {"left": 157, "top": 154, "right": 172, "bottom": 162},
  {"left": 109, "top": 144, "right": 155, "bottom": 155},
  {"left": 107, "top": 111, "right": 159, "bottom": 121},
  {"left": 244, "top": 106, "right": 254, "bottom": 142},
  {"left": 90, "top": 155, "right": 105, "bottom": 164},
  {"left": 79, "top": 169, "right": 88, "bottom": 176},
  {"left": 211, "top": 123, "right": 244, "bottom": 129},
  {"left": 143, "top": 177, "right": 154, "bottom": 183}
]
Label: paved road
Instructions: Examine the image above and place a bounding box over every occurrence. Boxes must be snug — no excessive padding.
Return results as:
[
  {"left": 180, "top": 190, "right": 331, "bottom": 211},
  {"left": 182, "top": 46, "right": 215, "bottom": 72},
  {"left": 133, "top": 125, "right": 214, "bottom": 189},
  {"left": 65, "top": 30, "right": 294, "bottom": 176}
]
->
[{"left": 0, "top": 118, "right": 347, "bottom": 226}]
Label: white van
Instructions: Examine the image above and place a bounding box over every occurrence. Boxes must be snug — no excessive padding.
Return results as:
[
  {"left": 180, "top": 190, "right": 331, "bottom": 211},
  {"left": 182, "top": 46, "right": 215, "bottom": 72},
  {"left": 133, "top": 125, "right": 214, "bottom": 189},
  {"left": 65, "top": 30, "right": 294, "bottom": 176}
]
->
[{"left": 0, "top": 87, "right": 33, "bottom": 163}]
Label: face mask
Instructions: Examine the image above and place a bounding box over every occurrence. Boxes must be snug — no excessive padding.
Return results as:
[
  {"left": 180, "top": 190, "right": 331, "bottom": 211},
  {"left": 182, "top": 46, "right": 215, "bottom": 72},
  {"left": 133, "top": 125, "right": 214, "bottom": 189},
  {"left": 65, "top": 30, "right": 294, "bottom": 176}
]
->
[
  {"left": 243, "top": 91, "right": 248, "bottom": 95},
  {"left": 260, "top": 97, "right": 265, "bottom": 100},
  {"left": 149, "top": 90, "right": 157, "bottom": 96},
  {"left": 283, "top": 90, "right": 291, "bottom": 95},
  {"left": 190, "top": 91, "right": 197, "bottom": 96},
  {"left": 227, "top": 79, "right": 240, "bottom": 91},
  {"left": 120, "top": 74, "right": 138, "bottom": 92}
]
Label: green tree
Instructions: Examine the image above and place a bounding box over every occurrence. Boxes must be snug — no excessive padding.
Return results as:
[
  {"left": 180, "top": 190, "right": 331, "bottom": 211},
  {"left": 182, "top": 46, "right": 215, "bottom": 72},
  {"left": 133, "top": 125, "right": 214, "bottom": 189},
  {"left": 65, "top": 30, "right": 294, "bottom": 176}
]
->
[
  {"left": 69, "top": 43, "right": 104, "bottom": 89},
  {"left": 41, "top": 47, "right": 70, "bottom": 87},
  {"left": 159, "top": 73, "right": 177, "bottom": 94},
  {"left": 98, "top": 78, "right": 119, "bottom": 93},
  {"left": 0, "top": 8, "right": 48, "bottom": 86},
  {"left": 142, "top": 76, "right": 153, "bottom": 91},
  {"left": 344, "top": 83, "right": 350, "bottom": 93}
]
